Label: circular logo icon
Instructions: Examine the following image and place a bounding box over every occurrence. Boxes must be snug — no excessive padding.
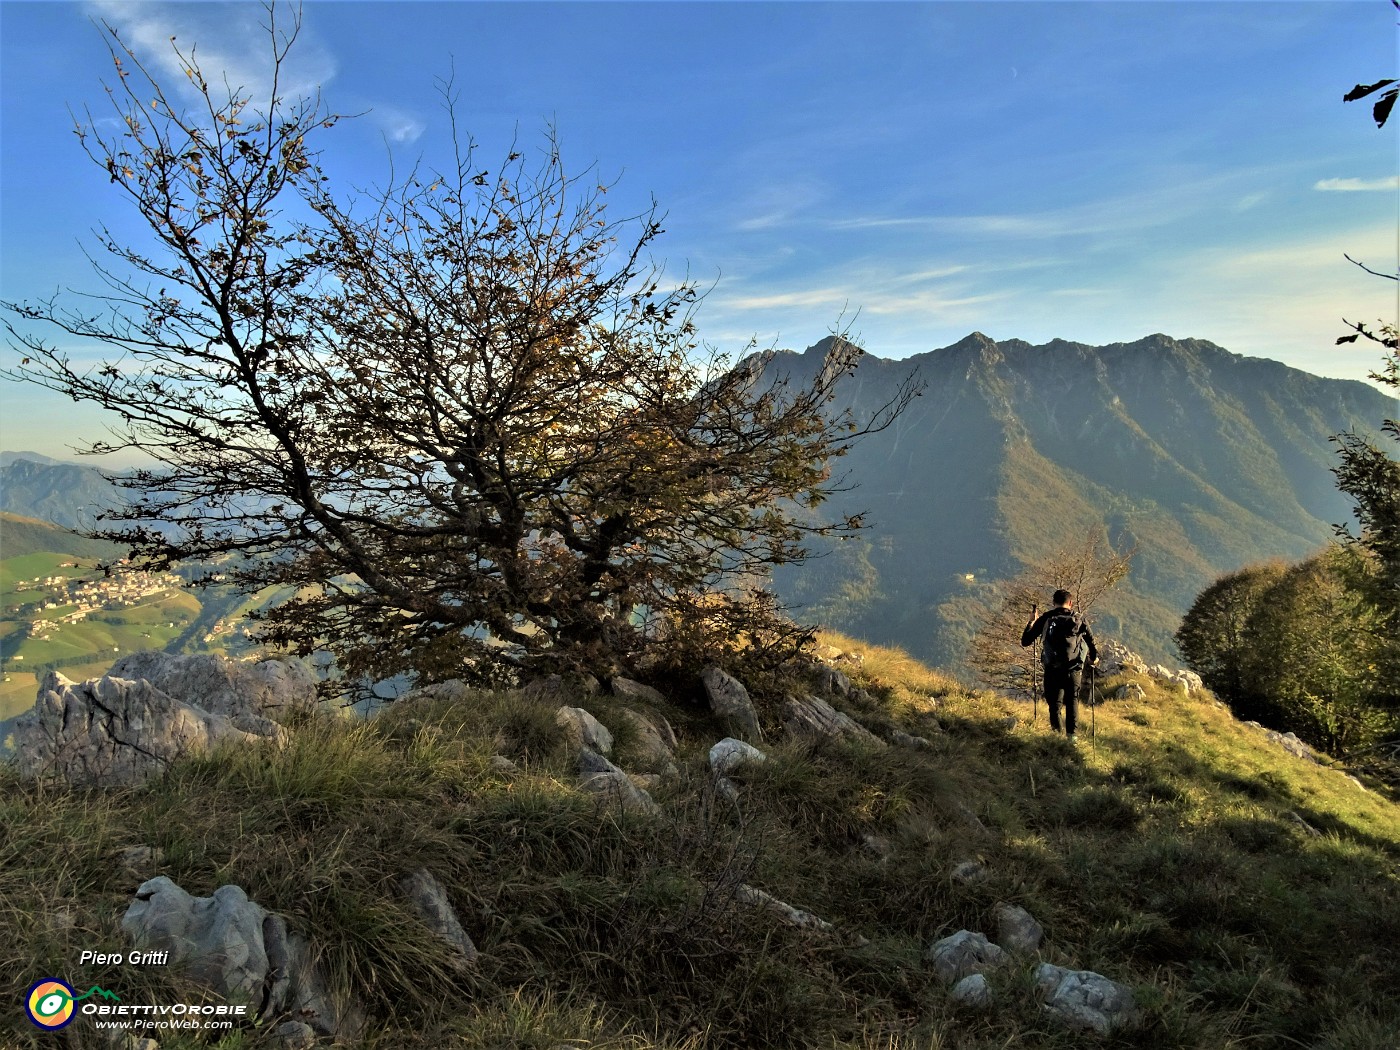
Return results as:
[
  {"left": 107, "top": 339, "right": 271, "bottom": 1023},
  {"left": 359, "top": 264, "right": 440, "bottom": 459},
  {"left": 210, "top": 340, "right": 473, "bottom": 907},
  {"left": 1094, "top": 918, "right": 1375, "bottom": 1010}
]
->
[{"left": 26, "top": 979, "right": 77, "bottom": 1029}]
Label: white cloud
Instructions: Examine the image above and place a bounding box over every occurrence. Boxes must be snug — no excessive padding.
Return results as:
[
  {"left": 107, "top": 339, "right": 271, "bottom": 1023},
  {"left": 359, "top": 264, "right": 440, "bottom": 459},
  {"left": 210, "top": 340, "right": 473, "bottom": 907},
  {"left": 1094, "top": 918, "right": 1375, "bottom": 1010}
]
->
[
  {"left": 370, "top": 106, "right": 426, "bottom": 145},
  {"left": 84, "top": 1, "right": 337, "bottom": 108},
  {"left": 1314, "top": 176, "right": 1400, "bottom": 192}
]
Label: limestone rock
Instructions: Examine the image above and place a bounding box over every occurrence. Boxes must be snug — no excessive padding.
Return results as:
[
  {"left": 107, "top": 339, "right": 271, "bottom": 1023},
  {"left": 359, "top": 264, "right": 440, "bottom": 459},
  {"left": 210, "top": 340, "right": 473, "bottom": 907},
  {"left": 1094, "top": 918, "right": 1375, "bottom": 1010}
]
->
[
  {"left": 926, "top": 930, "right": 1008, "bottom": 984},
  {"left": 1035, "top": 962, "right": 1140, "bottom": 1035},
  {"left": 782, "top": 695, "right": 886, "bottom": 748},
  {"left": 399, "top": 868, "right": 479, "bottom": 970},
  {"left": 122, "top": 878, "right": 270, "bottom": 1002},
  {"left": 708, "top": 737, "right": 767, "bottom": 777},
  {"left": 628, "top": 772, "right": 664, "bottom": 793},
  {"left": 1113, "top": 682, "right": 1147, "bottom": 701},
  {"left": 950, "top": 972, "right": 993, "bottom": 1009},
  {"left": 813, "top": 664, "right": 854, "bottom": 699},
  {"left": 701, "top": 665, "right": 763, "bottom": 741},
  {"left": 1096, "top": 640, "right": 1148, "bottom": 678},
  {"left": 555, "top": 707, "right": 613, "bottom": 756},
  {"left": 578, "top": 747, "right": 620, "bottom": 777},
  {"left": 109, "top": 650, "right": 317, "bottom": 724},
  {"left": 579, "top": 769, "right": 661, "bottom": 816},
  {"left": 9, "top": 672, "right": 277, "bottom": 786},
  {"left": 121, "top": 876, "right": 363, "bottom": 1038},
  {"left": 575, "top": 750, "right": 659, "bottom": 815},
  {"left": 736, "top": 884, "right": 835, "bottom": 935},
  {"left": 617, "top": 707, "right": 678, "bottom": 775},
  {"left": 994, "top": 902, "right": 1044, "bottom": 954}
]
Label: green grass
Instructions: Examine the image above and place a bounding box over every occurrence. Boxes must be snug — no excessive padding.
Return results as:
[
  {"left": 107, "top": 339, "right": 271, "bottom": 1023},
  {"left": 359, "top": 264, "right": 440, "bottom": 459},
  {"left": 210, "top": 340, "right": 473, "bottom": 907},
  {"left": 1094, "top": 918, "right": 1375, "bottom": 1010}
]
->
[{"left": 2, "top": 636, "right": 1397, "bottom": 1049}]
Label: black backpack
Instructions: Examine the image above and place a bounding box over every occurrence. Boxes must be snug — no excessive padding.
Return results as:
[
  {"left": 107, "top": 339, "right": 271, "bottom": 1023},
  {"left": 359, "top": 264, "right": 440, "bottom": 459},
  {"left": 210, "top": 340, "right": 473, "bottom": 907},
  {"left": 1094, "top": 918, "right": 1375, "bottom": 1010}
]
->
[{"left": 1040, "top": 610, "right": 1084, "bottom": 670}]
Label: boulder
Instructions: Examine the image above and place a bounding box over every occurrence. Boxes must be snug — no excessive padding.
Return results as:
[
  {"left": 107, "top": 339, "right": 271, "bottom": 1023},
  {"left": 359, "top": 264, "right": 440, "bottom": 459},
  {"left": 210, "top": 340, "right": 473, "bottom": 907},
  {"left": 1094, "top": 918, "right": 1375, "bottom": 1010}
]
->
[
  {"left": 1113, "top": 682, "right": 1147, "bottom": 701},
  {"left": 555, "top": 707, "right": 613, "bottom": 756},
  {"left": 708, "top": 737, "right": 767, "bottom": 777},
  {"left": 782, "top": 695, "right": 886, "bottom": 748},
  {"left": 9, "top": 672, "right": 279, "bottom": 787},
  {"left": 701, "top": 665, "right": 763, "bottom": 741},
  {"left": 399, "top": 868, "right": 479, "bottom": 970},
  {"left": 1035, "top": 962, "right": 1140, "bottom": 1035},
  {"left": 575, "top": 749, "right": 660, "bottom": 816},
  {"left": 122, "top": 876, "right": 363, "bottom": 1038},
  {"left": 994, "top": 902, "right": 1044, "bottom": 954},
  {"left": 950, "top": 972, "right": 993, "bottom": 1009},
  {"left": 926, "top": 930, "right": 1008, "bottom": 984},
  {"left": 579, "top": 769, "right": 661, "bottom": 817}
]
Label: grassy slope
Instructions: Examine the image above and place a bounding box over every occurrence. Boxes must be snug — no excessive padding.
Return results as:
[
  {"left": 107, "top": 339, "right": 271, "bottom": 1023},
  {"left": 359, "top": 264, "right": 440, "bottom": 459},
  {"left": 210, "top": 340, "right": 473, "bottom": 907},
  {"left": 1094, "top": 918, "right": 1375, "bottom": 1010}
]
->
[{"left": 2, "top": 636, "right": 1397, "bottom": 1050}]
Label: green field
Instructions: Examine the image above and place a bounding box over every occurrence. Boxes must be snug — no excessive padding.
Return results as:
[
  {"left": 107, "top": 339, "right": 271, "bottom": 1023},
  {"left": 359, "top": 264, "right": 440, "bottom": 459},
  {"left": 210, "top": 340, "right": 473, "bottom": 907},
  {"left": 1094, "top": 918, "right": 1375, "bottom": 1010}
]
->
[{"left": 1, "top": 551, "right": 214, "bottom": 719}]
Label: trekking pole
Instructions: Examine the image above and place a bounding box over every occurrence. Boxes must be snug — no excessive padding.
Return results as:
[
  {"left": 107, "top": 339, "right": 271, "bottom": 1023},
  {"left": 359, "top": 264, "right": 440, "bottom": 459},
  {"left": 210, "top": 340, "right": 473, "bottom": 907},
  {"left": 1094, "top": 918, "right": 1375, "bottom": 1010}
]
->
[
  {"left": 1090, "top": 663, "right": 1097, "bottom": 745},
  {"left": 1028, "top": 604, "right": 1038, "bottom": 724}
]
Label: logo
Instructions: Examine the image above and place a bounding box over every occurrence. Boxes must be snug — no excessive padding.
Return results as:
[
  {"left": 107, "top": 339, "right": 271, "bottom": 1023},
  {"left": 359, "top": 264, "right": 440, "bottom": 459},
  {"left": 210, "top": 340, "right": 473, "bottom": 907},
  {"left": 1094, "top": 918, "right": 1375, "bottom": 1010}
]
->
[{"left": 25, "top": 979, "right": 121, "bottom": 1030}]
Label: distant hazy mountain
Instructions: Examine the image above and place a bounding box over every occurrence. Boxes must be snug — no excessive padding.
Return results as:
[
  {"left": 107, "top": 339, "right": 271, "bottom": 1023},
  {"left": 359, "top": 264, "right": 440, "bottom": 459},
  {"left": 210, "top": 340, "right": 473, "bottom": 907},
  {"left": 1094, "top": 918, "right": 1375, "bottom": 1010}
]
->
[
  {"left": 0, "top": 456, "right": 127, "bottom": 532},
  {"left": 0, "top": 512, "right": 126, "bottom": 561},
  {"left": 764, "top": 332, "right": 1397, "bottom": 670},
  {"left": 0, "top": 451, "right": 67, "bottom": 467}
]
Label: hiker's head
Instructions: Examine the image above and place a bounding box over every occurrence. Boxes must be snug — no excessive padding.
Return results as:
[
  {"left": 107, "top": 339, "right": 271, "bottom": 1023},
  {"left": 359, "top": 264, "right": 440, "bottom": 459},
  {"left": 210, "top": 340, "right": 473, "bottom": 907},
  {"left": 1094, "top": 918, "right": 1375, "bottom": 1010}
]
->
[{"left": 1052, "top": 589, "right": 1073, "bottom": 608}]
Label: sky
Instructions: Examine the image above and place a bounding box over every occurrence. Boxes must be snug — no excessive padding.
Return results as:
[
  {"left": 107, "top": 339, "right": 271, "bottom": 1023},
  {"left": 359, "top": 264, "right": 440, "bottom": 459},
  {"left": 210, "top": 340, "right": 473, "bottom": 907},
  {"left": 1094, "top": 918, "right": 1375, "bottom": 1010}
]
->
[{"left": 0, "top": 0, "right": 1396, "bottom": 463}]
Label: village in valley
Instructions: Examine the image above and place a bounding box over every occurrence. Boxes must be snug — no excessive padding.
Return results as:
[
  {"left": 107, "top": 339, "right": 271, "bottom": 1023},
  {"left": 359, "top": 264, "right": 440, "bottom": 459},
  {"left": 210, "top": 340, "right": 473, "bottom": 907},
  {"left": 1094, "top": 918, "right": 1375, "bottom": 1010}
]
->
[{"left": 0, "top": 539, "right": 262, "bottom": 719}]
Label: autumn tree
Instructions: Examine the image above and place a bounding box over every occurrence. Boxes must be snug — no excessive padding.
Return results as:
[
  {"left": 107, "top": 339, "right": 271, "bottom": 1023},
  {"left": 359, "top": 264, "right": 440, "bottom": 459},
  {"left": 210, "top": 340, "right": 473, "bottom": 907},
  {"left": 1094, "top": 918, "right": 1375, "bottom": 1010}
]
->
[
  {"left": 2, "top": 11, "right": 918, "bottom": 686},
  {"left": 967, "top": 528, "right": 1133, "bottom": 697}
]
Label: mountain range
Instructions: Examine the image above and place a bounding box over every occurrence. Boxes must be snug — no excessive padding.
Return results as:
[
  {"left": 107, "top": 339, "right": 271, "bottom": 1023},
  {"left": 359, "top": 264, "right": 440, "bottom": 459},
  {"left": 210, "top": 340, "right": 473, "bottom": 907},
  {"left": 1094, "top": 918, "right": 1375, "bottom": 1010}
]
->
[
  {"left": 763, "top": 332, "right": 1397, "bottom": 670},
  {"left": 0, "top": 453, "right": 125, "bottom": 533},
  {"left": 3, "top": 332, "right": 1395, "bottom": 673}
]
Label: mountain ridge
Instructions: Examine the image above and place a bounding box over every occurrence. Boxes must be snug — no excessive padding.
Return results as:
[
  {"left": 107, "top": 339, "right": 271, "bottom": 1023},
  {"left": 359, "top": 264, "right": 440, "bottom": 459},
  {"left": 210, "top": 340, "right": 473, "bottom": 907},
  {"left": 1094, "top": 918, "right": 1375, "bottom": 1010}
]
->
[{"left": 765, "top": 331, "right": 1396, "bottom": 670}]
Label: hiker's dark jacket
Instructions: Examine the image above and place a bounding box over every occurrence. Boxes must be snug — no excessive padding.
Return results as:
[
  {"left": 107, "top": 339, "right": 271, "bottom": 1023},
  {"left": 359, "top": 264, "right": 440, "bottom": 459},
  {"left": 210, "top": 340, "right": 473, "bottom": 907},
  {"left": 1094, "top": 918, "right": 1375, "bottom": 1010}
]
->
[{"left": 1021, "top": 607, "right": 1098, "bottom": 670}]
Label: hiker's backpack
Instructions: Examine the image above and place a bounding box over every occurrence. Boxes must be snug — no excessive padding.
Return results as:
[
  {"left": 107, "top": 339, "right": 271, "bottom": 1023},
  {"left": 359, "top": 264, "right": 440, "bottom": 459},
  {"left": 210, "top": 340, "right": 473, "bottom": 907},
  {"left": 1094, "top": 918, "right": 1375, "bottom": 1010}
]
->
[{"left": 1040, "top": 610, "right": 1084, "bottom": 671}]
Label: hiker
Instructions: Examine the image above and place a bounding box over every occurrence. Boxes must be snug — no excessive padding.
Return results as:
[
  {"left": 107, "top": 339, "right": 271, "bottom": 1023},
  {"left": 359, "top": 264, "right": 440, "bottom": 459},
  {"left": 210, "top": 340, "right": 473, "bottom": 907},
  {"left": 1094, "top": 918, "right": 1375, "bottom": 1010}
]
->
[{"left": 1022, "top": 589, "right": 1098, "bottom": 741}]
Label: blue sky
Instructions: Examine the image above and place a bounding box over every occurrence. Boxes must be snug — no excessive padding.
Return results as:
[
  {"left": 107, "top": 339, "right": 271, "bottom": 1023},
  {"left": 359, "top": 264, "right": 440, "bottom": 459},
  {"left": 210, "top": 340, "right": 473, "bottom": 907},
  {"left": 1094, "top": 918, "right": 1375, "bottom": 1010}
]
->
[{"left": 1, "top": 0, "right": 1396, "bottom": 462}]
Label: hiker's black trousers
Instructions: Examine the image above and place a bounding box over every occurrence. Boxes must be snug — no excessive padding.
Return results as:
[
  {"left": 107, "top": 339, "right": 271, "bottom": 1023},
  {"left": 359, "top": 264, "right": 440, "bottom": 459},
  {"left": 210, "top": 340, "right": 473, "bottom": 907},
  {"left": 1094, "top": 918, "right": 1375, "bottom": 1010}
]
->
[{"left": 1043, "top": 668, "right": 1081, "bottom": 735}]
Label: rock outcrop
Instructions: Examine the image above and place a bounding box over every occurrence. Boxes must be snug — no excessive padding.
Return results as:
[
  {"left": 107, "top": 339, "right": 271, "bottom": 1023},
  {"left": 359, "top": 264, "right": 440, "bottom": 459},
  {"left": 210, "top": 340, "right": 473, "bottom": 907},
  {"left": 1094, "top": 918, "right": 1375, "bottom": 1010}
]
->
[
  {"left": 108, "top": 650, "right": 317, "bottom": 727},
  {"left": 8, "top": 671, "right": 280, "bottom": 786},
  {"left": 782, "top": 695, "right": 886, "bottom": 748}
]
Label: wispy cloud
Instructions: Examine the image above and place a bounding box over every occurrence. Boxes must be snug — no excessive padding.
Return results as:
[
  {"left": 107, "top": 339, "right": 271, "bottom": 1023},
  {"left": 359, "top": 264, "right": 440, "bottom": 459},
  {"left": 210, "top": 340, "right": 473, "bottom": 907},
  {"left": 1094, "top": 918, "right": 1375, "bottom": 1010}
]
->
[
  {"left": 84, "top": 1, "right": 337, "bottom": 107},
  {"left": 370, "top": 105, "right": 426, "bottom": 145},
  {"left": 1314, "top": 177, "right": 1400, "bottom": 192}
]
